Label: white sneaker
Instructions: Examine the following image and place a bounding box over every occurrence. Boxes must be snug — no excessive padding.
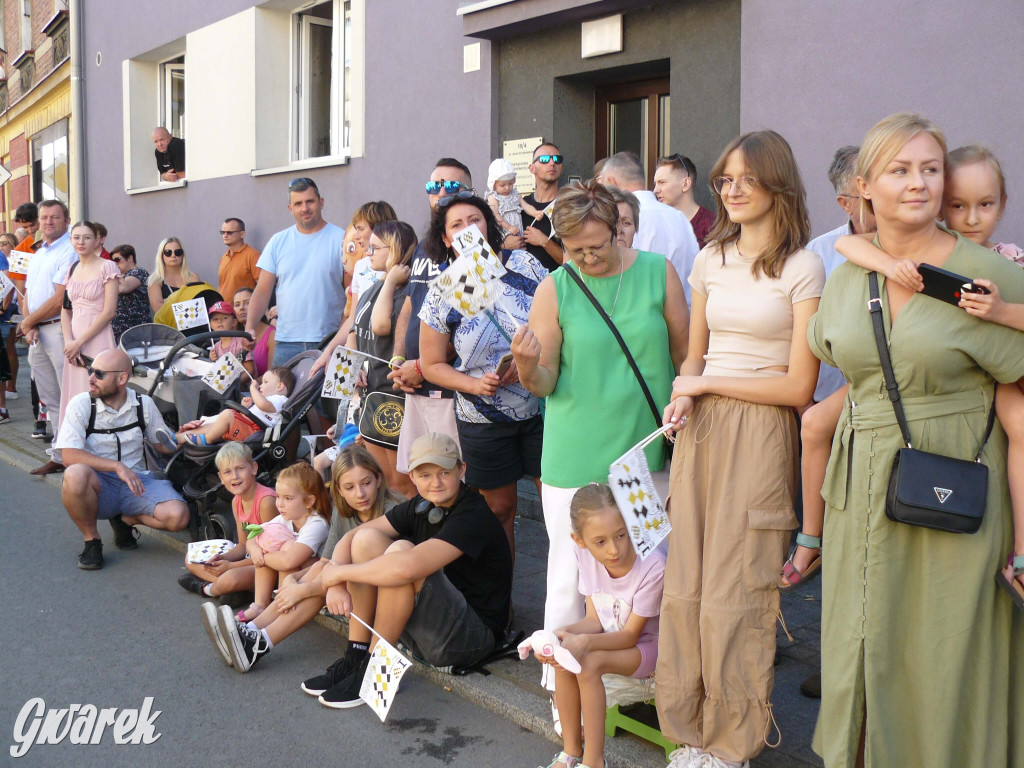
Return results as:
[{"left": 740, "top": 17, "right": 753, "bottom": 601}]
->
[
  {"left": 6, "top": 390, "right": 18, "bottom": 400},
  {"left": 668, "top": 746, "right": 705, "bottom": 768}
]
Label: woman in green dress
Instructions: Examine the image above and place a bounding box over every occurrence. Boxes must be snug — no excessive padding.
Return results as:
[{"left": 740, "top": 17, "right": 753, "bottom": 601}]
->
[{"left": 809, "top": 112, "right": 1024, "bottom": 767}]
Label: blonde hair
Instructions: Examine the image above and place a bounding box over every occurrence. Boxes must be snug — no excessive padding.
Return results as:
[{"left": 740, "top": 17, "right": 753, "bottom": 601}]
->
[
  {"left": 551, "top": 180, "right": 619, "bottom": 240},
  {"left": 856, "top": 112, "right": 948, "bottom": 225},
  {"left": 569, "top": 483, "right": 619, "bottom": 536},
  {"left": 706, "top": 130, "right": 810, "bottom": 279},
  {"left": 329, "top": 446, "right": 403, "bottom": 520},
  {"left": 948, "top": 144, "right": 1007, "bottom": 206},
  {"left": 148, "top": 236, "right": 199, "bottom": 287},
  {"left": 214, "top": 441, "right": 255, "bottom": 471},
  {"left": 372, "top": 221, "right": 418, "bottom": 271},
  {"left": 276, "top": 462, "right": 332, "bottom": 520}
]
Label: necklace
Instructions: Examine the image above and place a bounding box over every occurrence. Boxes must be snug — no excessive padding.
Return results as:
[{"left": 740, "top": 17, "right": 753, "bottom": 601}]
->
[{"left": 581, "top": 252, "right": 625, "bottom": 318}]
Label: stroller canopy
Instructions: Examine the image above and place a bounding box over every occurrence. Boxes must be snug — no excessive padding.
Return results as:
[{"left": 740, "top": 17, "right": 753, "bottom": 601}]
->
[{"left": 152, "top": 282, "right": 224, "bottom": 338}]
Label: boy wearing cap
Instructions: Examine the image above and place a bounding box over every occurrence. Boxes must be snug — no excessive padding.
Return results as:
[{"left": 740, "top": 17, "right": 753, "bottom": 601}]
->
[{"left": 279, "top": 432, "right": 513, "bottom": 708}]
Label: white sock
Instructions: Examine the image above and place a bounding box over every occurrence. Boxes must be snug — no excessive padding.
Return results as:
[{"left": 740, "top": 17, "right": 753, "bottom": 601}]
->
[
  {"left": 245, "top": 620, "right": 258, "bottom": 631},
  {"left": 261, "top": 629, "right": 274, "bottom": 649},
  {"left": 202, "top": 583, "right": 214, "bottom": 596}
]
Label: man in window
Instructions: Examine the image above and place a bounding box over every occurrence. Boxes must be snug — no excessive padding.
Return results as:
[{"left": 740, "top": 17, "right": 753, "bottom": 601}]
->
[{"left": 152, "top": 127, "right": 185, "bottom": 182}]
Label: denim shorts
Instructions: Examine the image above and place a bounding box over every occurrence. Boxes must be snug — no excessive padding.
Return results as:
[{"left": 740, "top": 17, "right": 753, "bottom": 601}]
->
[
  {"left": 400, "top": 571, "right": 497, "bottom": 668},
  {"left": 272, "top": 340, "right": 320, "bottom": 367},
  {"left": 93, "top": 470, "right": 184, "bottom": 520}
]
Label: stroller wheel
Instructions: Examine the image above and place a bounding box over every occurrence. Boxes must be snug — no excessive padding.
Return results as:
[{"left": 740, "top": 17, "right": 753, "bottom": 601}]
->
[{"left": 204, "top": 510, "right": 237, "bottom": 542}]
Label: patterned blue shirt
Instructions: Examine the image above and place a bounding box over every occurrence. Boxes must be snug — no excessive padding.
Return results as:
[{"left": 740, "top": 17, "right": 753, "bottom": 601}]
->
[{"left": 419, "top": 249, "right": 547, "bottom": 423}]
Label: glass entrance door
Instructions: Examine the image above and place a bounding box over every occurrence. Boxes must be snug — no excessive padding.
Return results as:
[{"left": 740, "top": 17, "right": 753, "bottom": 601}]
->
[{"left": 596, "top": 78, "right": 670, "bottom": 186}]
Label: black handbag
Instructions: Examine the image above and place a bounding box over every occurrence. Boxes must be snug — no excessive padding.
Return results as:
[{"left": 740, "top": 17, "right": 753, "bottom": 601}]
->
[
  {"left": 358, "top": 391, "right": 405, "bottom": 449},
  {"left": 867, "top": 272, "right": 994, "bottom": 534}
]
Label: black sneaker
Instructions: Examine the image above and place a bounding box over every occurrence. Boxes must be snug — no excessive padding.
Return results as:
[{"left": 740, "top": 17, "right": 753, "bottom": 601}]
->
[
  {"left": 178, "top": 572, "right": 208, "bottom": 596},
  {"left": 77, "top": 539, "right": 104, "bottom": 570},
  {"left": 301, "top": 654, "right": 360, "bottom": 697},
  {"left": 217, "top": 605, "right": 268, "bottom": 672},
  {"left": 109, "top": 516, "right": 140, "bottom": 550},
  {"left": 31, "top": 420, "right": 48, "bottom": 439},
  {"left": 318, "top": 655, "right": 369, "bottom": 709}
]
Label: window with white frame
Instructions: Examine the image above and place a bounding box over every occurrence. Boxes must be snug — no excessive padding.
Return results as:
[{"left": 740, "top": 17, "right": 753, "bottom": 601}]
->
[
  {"left": 160, "top": 55, "right": 185, "bottom": 139},
  {"left": 20, "top": 0, "right": 31, "bottom": 54},
  {"left": 32, "top": 119, "right": 69, "bottom": 203},
  {"left": 293, "top": 0, "right": 350, "bottom": 161}
]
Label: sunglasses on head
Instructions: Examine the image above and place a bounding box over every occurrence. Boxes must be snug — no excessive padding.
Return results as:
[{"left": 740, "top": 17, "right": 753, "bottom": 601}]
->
[
  {"left": 288, "top": 176, "right": 319, "bottom": 193},
  {"left": 436, "top": 190, "right": 477, "bottom": 209},
  {"left": 414, "top": 497, "right": 450, "bottom": 526},
  {"left": 425, "top": 180, "right": 467, "bottom": 196},
  {"left": 534, "top": 154, "right": 563, "bottom": 165},
  {"left": 87, "top": 367, "right": 126, "bottom": 380},
  {"left": 163, "top": 248, "right": 184, "bottom": 257}
]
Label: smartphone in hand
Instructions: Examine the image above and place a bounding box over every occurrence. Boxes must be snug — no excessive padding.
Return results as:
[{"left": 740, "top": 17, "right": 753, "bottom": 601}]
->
[{"left": 495, "top": 352, "right": 514, "bottom": 378}]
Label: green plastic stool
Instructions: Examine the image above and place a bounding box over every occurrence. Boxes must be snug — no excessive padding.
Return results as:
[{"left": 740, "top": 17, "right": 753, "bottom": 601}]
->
[{"left": 605, "top": 700, "right": 679, "bottom": 760}]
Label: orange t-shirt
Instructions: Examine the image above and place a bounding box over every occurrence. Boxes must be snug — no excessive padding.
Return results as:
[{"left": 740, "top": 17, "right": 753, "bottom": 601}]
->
[
  {"left": 6, "top": 235, "right": 37, "bottom": 281},
  {"left": 217, "top": 244, "right": 261, "bottom": 304}
]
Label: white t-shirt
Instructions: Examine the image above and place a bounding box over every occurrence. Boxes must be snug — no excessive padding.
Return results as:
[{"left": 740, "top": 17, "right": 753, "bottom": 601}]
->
[
  {"left": 252, "top": 394, "right": 289, "bottom": 427},
  {"left": 265, "top": 513, "right": 330, "bottom": 558},
  {"left": 349, "top": 256, "right": 383, "bottom": 300},
  {"left": 632, "top": 190, "right": 700, "bottom": 306}
]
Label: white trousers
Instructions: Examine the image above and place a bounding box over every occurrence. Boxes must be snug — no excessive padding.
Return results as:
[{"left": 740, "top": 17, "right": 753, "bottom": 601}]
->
[
  {"left": 28, "top": 322, "right": 65, "bottom": 462},
  {"left": 540, "top": 482, "right": 586, "bottom": 690}
]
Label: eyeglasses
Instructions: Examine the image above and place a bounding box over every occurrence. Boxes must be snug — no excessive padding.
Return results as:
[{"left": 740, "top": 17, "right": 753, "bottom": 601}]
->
[
  {"left": 436, "top": 190, "right": 477, "bottom": 209},
  {"left": 219, "top": 230, "right": 242, "bottom": 236},
  {"left": 712, "top": 175, "right": 759, "bottom": 195},
  {"left": 425, "top": 180, "right": 467, "bottom": 196},
  {"left": 562, "top": 236, "right": 615, "bottom": 261},
  {"left": 288, "top": 176, "right": 320, "bottom": 194},
  {"left": 534, "top": 154, "right": 563, "bottom": 165},
  {"left": 838, "top": 194, "right": 861, "bottom": 200},
  {"left": 87, "top": 367, "right": 126, "bottom": 380},
  {"left": 163, "top": 248, "right": 184, "bottom": 257},
  {"left": 366, "top": 243, "right": 391, "bottom": 257}
]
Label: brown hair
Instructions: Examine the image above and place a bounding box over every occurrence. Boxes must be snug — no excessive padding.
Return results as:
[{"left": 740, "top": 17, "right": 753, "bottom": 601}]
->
[
  {"left": 351, "top": 201, "right": 398, "bottom": 230},
  {"left": 372, "top": 220, "right": 418, "bottom": 270},
  {"left": 706, "top": 130, "right": 810, "bottom": 279},
  {"left": 551, "top": 180, "right": 619, "bottom": 239},
  {"left": 948, "top": 144, "right": 1007, "bottom": 206},
  {"left": 276, "top": 462, "right": 331, "bottom": 520},
  {"left": 269, "top": 366, "right": 296, "bottom": 397},
  {"left": 329, "top": 446, "right": 402, "bottom": 520},
  {"left": 856, "top": 112, "right": 948, "bottom": 226},
  {"left": 569, "top": 482, "right": 619, "bottom": 536},
  {"left": 606, "top": 186, "right": 640, "bottom": 231}
]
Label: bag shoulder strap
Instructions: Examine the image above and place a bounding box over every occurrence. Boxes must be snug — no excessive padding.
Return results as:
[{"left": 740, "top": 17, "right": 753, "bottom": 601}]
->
[
  {"left": 867, "top": 271, "right": 996, "bottom": 458},
  {"left": 563, "top": 264, "right": 662, "bottom": 428}
]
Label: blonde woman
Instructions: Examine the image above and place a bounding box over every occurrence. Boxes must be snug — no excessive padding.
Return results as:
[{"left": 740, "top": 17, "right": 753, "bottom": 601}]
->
[
  {"left": 810, "top": 113, "right": 1024, "bottom": 767},
  {"left": 148, "top": 236, "right": 200, "bottom": 313}
]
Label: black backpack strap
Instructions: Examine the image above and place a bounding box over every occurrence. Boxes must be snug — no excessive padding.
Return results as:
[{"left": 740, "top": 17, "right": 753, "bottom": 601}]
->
[
  {"left": 86, "top": 397, "right": 98, "bottom": 436},
  {"left": 562, "top": 263, "right": 662, "bottom": 429}
]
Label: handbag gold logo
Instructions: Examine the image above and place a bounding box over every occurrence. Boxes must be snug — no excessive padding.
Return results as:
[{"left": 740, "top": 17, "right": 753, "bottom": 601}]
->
[
  {"left": 372, "top": 400, "right": 404, "bottom": 438},
  {"left": 934, "top": 487, "right": 953, "bottom": 504}
]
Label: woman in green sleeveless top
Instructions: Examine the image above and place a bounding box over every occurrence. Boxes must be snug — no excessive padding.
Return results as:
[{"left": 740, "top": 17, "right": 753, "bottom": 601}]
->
[{"left": 512, "top": 180, "right": 689, "bottom": 704}]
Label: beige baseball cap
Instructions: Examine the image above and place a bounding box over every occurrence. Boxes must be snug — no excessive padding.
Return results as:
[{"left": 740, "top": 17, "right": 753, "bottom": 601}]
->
[{"left": 408, "top": 432, "right": 461, "bottom": 471}]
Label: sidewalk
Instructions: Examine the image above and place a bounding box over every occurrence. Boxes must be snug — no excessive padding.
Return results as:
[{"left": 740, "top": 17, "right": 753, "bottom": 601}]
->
[{"left": 0, "top": 349, "right": 824, "bottom": 768}]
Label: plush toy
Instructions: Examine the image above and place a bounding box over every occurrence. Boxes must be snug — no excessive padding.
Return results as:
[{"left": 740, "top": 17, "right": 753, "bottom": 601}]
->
[
  {"left": 517, "top": 629, "right": 582, "bottom": 674},
  {"left": 244, "top": 519, "right": 296, "bottom": 552}
]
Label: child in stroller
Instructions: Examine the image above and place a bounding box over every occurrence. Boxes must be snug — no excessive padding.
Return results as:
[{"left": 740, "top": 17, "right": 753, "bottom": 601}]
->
[{"left": 157, "top": 367, "right": 295, "bottom": 449}]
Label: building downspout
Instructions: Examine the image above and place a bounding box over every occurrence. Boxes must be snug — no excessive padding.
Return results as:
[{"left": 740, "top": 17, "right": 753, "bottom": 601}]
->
[{"left": 69, "top": 0, "right": 85, "bottom": 220}]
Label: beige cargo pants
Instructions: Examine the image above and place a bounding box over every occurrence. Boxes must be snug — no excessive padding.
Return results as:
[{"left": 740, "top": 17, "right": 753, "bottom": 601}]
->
[{"left": 656, "top": 395, "right": 798, "bottom": 764}]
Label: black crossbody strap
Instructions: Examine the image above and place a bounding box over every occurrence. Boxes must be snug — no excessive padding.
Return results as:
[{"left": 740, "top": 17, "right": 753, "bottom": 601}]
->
[
  {"left": 867, "top": 272, "right": 995, "bottom": 458},
  {"left": 563, "top": 264, "right": 662, "bottom": 428}
]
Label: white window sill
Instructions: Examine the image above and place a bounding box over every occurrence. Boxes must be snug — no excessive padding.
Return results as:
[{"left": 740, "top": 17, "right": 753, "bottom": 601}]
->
[
  {"left": 250, "top": 153, "right": 350, "bottom": 178},
  {"left": 125, "top": 180, "right": 188, "bottom": 195}
]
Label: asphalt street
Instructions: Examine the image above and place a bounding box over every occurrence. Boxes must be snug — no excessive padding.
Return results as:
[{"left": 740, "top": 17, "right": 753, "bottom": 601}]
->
[{"left": 0, "top": 460, "right": 559, "bottom": 768}]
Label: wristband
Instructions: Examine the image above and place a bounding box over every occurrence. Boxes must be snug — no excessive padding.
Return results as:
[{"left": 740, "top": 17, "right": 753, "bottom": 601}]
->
[
  {"left": 413, "top": 358, "right": 423, "bottom": 378},
  {"left": 389, "top": 355, "right": 406, "bottom": 369}
]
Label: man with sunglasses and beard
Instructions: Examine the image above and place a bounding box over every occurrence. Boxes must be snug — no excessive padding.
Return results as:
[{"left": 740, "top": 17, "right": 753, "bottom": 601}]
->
[
  {"left": 520, "top": 142, "right": 566, "bottom": 272},
  {"left": 244, "top": 177, "right": 347, "bottom": 366},
  {"left": 285, "top": 432, "right": 512, "bottom": 709},
  {"left": 56, "top": 349, "right": 188, "bottom": 571}
]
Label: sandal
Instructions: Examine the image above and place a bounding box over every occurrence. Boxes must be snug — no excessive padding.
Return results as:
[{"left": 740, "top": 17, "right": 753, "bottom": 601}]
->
[
  {"left": 540, "top": 752, "right": 582, "bottom": 768},
  {"left": 995, "top": 553, "right": 1024, "bottom": 613},
  {"left": 779, "top": 533, "right": 822, "bottom": 591}
]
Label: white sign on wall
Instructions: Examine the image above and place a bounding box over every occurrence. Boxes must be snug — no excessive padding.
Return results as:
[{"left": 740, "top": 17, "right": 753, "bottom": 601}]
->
[{"left": 502, "top": 136, "right": 543, "bottom": 196}]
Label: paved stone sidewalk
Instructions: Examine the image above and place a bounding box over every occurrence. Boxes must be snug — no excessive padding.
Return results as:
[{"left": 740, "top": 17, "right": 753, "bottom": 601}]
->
[{"left": 0, "top": 343, "right": 824, "bottom": 767}]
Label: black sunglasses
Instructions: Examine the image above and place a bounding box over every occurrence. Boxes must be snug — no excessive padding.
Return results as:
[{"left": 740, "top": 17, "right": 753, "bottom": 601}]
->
[
  {"left": 163, "top": 248, "right": 184, "bottom": 257},
  {"left": 288, "top": 176, "right": 320, "bottom": 194},
  {"left": 436, "top": 190, "right": 477, "bottom": 209},
  {"left": 663, "top": 153, "right": 693, "bottom": 177},
  {"left": 111, "top": 256, "right": 124, "bottom": 263},
  {"left": 534, "top": 154, "right": 563, "bottom": 165},
  {"left": 87, "top": 367, "right": 126, "bottom": 380}
]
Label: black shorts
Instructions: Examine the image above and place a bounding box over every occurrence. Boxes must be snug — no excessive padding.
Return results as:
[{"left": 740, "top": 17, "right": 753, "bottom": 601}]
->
[
  {"left": 457, "top": 414, "right": 542, "bottom": 490},
  {"left": 400, "top": 571, "right": 497, "bottom": 668}
]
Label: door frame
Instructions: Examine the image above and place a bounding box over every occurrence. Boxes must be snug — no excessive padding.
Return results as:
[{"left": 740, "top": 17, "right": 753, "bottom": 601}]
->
[{"left": 595, "top": 77, "right": 669, "bottom": 187}]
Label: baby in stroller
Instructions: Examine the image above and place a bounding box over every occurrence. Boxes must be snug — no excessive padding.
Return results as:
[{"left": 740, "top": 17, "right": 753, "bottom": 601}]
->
[{"left": 156, "top": 367, "right": 295, "bottom": 449}]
